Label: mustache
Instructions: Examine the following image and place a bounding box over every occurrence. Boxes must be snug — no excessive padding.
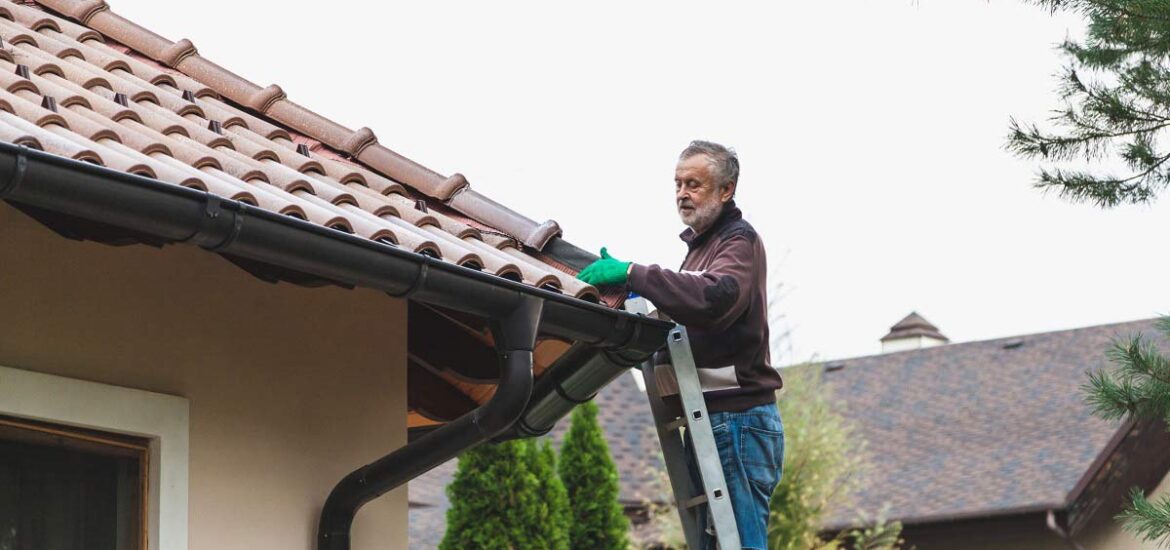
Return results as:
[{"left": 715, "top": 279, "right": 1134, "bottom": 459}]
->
[{"left": 678, "top": 199, "right": 694, "bottom": 208}]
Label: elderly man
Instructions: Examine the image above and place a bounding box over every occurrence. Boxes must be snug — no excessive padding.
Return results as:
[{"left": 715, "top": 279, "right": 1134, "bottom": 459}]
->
[{"left": 577, "top": 140, "right": 784, "bottom": 549}]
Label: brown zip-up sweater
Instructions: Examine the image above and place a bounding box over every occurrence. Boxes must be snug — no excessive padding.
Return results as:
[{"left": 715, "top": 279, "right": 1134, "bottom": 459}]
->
[{"left": 628, "top": 201, "right": 783, "bottom": 413}]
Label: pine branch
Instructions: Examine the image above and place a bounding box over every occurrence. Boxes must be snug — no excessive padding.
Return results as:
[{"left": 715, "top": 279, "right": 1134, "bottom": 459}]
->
[
  {"left": 1085, "top": 330, "right": 1170, "bottom": 420},
  {"left": 1033, "top": 166, "right": 1162, "bottom": 206},
  {"left": 1011, "top": 0, "right": 1170, "bottom": 205},
  {"left": 1083, "top": 366, "right": 1143, "bottom": 419},
  {"left": 1118, "top": 488, "right": 1170, "bottom": 547}
]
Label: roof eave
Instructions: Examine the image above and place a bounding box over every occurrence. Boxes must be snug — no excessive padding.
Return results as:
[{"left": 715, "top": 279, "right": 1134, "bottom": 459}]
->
[
  {"left": 0, "top": 142, "right": 669, "bottom": 345},
  {"left": 821, "top": 502, "right": 1064, "bottom": 533}
]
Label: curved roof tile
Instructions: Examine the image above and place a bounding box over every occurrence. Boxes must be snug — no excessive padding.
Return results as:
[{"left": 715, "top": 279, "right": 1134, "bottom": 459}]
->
[{"left": 0, "top": 0, "right": 594, "bottom": 300}]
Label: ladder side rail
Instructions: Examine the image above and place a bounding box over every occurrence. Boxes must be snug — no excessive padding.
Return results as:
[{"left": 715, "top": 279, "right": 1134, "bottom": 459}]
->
[
  {"left": 625, "top": 297, "right": 705, "bottom": 548},
  {"left": 667, "top": 326, "right": 743, "bottom": 550},
  {"left": 638, "top": 358, "right": 706, "bottom": 550}
]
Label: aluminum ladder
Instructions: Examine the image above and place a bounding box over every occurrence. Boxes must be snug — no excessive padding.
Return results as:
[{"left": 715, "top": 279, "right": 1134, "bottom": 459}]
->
[{"left": 626, "top": 295, "right": 741, "bottom": 549}]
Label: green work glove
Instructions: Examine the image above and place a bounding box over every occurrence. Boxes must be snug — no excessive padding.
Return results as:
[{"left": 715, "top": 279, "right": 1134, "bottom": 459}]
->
[{"left": 576, "top": 247, "right": 632, "bottom": 286}]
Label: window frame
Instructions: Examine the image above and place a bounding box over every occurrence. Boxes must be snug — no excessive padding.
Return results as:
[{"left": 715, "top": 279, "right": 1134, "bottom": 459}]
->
[
  {"left": 0, "top": 414, "right": 151, "bottom": 549},
  {"left": 0, "top": 365, "right": 189, "bottom": 550}
]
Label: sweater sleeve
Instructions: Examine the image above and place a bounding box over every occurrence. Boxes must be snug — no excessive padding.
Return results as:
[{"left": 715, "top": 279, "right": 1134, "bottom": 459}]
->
[{"left": 627, "top": 235, "right": 755, "bottom": 333}]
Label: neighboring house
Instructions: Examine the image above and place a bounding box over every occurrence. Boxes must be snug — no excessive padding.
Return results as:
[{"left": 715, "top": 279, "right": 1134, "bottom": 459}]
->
[
  {"left": 408, "top": 369, "right": 671, "bottom": 549},
  {"left": 825, "top": 313, "right": 1170, "bottom": 550},
  {"left": 412, "top": 314, "right": 1170, "bottom": 550},
  {"left": 0, "top": 1, "right": 670, "bottom": 549}
]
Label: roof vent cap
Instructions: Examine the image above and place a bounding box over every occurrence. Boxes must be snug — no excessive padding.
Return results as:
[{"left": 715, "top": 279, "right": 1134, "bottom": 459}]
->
[
  {"left": 1002, "top": 338, "right": 1025, "bottom": 350},
  {"left": 880, "top": 311, "right": 949, "bottom": 353}
]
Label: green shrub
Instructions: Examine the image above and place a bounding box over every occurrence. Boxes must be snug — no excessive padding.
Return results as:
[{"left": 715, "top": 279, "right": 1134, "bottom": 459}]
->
[
  {"left": 559, "top": 400, "right": 630, "bottom": 549},
  {"left": 768, "top": 364, "right": 868, "bottom": 550},
  {"left": 441, "top": 438, "right": 570, "bottom": 550}
]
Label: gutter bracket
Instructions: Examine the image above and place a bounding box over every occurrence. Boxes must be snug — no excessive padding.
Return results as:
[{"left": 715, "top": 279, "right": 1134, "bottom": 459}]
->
[
  {"left": 188, "top": 194, "right": 243, "bottom": 250},
  {"left": 386, "top": 261, "right": 428, "bottom": 299}
]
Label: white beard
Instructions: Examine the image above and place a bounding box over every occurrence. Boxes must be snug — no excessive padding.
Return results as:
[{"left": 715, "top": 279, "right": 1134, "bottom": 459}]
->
[{"left": 679, "top": 199, "right": 723, "bottom": 234}]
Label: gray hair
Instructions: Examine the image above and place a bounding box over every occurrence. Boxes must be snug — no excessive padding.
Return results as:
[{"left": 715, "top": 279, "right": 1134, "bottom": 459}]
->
[{"left": 680, "top": 140, "right": 739, "bottom": 193}]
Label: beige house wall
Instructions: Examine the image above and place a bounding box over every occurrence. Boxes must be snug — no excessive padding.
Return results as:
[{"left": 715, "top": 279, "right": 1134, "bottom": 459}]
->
[{"left": 0, "top": 203, "right": 408, "bottom": 550}]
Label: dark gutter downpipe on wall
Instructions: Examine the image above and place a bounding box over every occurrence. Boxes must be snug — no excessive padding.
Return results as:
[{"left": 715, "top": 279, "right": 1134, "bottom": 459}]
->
[
  {"left": 505, "top": 329, "right": 661, "bottom": 440},
  {"left": 317, "top": 297, "right": 543, "bottom": 550}
]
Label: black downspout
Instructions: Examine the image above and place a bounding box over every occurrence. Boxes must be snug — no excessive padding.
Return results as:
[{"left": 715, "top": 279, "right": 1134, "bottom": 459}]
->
[{"left": 316, "top": 296, "right": 543, "bottom": 550}]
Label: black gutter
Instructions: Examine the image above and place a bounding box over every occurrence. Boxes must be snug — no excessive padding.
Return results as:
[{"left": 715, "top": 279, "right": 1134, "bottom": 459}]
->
[
  {"left": 0, "top": 143, "right": 670, "bottom": 341},
  {"left": 0, "top": 143, "right": 672, "bottom": 548}
]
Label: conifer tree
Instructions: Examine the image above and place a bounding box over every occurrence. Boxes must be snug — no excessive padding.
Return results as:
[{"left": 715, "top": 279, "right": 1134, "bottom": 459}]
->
[
  {"left": 524, "top": 440, "right": 572, "bottom": 549},
  {"left": 1008, "top": 0, "right": 1170, "bottom": 206},
  {"left": 1010, "top": 2, "right": 1170, "bottom": 544},
  {"left": 558, "top": 401, "right": 630, "bottom": 549},
  {"left": 440, "top": 439, "right": 571, "bottom": 550},
  {"left": 440, "top": 440, "right": 527, "bottom": 550},
  {"left": 1082, "top": 316, "right": 1170, "bottom": 547}
]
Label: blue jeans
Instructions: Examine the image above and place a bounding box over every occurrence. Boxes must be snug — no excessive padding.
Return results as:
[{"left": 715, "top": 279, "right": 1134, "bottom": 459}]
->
[{"left": 684, "top": 402, "right": 784, "bottom": 550}]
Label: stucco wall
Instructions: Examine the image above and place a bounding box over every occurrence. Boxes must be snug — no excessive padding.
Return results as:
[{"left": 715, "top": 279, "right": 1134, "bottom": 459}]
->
[{"left": 0, "top": 203, "right": 408, "bottom": 550}]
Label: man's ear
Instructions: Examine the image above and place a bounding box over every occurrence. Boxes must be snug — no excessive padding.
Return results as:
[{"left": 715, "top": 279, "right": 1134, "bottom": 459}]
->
[{"left": 720, "top": 181, "right": 737, "bottom": 203}]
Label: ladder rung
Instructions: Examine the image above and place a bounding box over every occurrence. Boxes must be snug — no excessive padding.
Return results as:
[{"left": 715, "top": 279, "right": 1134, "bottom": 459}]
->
[
  {"left": 683, "top": 494, "right": 708, "bottom": 509},
  {"left": 664, "top": 417, "right": 687, "bottom": 432}
]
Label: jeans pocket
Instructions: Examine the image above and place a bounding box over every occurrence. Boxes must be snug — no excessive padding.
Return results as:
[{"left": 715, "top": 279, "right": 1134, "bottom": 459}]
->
[{"left": 741, "top": 425, "right": 784, "bottom": 492}]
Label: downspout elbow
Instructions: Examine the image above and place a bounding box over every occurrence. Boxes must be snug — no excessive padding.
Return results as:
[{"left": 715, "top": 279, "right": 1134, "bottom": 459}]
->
[
  {"left": 317, "top": 296, "right": 542, "bottom": 550},
  {"left": 472, "top": 349, "right": 534, "bottom": 437}
]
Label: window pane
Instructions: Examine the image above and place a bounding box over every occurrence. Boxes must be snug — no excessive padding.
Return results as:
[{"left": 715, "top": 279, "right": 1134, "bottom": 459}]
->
[{"left": 0, "top": 425, "right": 142, "bottom": 550}]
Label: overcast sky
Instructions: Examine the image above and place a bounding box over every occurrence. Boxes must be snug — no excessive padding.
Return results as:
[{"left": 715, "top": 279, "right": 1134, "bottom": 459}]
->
[{"left": 114, "top": 0, "right": 1170, "bottom": 363}]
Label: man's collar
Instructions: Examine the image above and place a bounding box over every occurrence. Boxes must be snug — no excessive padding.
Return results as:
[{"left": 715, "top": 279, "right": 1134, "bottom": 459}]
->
[{"left": 679, "top": 200, "right": 741, "bottom": 249}]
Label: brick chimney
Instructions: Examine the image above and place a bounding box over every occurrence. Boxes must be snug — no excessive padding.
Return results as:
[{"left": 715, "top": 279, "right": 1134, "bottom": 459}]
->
[{"left": 881, "top": 312, "right": 949, "bottom": 352}]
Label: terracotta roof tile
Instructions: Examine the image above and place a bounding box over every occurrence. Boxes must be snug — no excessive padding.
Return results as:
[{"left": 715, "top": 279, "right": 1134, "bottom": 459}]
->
[
  {"left": 1, "top": 0, "right": 593, "bottom": 300},
  {"left": 34, "top": 0, "right": 563, "bottom": 249}
]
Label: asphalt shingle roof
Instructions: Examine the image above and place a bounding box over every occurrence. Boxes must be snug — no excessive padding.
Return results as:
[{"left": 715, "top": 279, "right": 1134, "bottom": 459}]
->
[
  {"left": 411, "top": 318, "right": 1167, "bottom": 542},
  {"left": 823, "top": 318, "right": 1162, "bottom": 528}
]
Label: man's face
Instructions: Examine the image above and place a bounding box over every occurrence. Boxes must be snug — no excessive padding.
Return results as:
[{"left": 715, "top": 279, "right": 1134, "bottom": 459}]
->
[{"left": 675, "top": 154, "right": 735, "bottom": 234}]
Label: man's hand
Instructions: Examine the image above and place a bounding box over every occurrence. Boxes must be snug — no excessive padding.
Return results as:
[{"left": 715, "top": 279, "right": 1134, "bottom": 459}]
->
[{"left": 576, "top": 247, "right": 632, "bottom": 286}]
